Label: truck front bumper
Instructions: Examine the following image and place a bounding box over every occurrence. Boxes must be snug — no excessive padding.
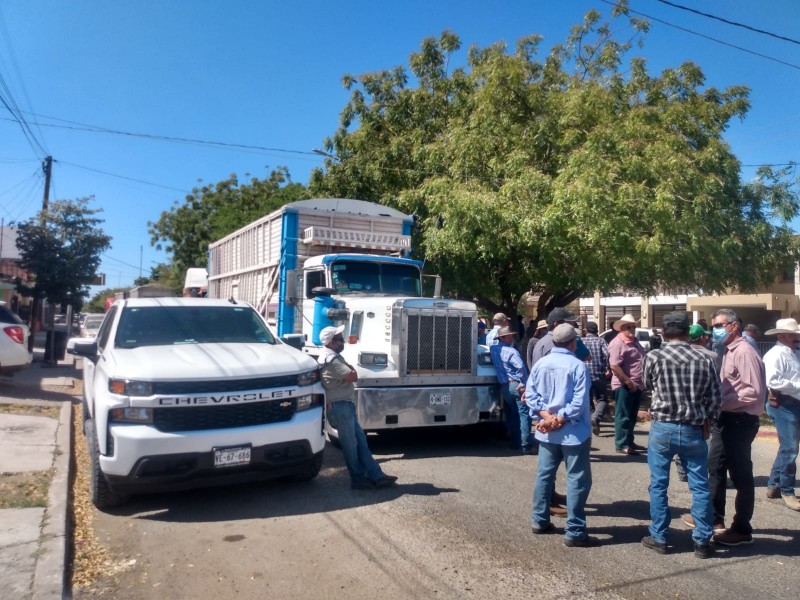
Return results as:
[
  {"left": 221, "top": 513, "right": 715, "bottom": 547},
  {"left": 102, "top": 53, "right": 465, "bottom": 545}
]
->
[{"left": 355, "top": 384, "right": 501, "bottom": 430}]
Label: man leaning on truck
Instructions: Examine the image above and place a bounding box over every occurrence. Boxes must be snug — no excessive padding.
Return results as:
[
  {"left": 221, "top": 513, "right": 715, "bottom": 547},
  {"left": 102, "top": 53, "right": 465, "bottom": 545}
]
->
[{"left": 318, "top": 325, "right": 398, "bottom": 490}]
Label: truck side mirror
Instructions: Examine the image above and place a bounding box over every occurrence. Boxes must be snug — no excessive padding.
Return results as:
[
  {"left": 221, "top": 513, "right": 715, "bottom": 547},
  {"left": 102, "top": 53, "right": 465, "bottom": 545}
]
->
[
  {"left": 310, "top": 287, "right": 336, "bottom": 298},
  {"left": 281, "top": 333, "right": 305, "bottom": 350}
]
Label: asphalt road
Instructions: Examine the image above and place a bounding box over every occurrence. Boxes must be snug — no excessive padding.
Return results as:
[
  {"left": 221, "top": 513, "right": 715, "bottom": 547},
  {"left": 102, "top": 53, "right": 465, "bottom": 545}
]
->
[{"left": 76, "top": 423, "right": 800, "bottom": 600}]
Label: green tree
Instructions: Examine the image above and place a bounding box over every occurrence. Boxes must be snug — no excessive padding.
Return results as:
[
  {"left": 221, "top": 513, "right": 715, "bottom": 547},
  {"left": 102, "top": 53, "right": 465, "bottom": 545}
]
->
[
  {"left": 15, "top": 197, "right": 112, "bottom": 310},
  {"left": 311, "top": 4, "right": 800, "bottom": 321},
  {"left": 149, "top": 168, "right": 310, "bottom": 273},
  {"left": 84, "top": 287, "right": 128, "bottom": 313}
]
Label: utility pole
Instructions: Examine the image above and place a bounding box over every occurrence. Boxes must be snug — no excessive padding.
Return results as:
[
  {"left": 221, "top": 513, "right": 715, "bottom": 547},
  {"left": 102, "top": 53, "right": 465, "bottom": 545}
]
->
[{"left": 42, "top": 156, "right": 52, "bottom": 211}]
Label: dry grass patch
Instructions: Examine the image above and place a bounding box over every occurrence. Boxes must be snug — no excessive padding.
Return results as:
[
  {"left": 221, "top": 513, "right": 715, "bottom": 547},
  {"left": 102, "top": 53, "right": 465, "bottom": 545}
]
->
[
  {"left": 0, "top": 403, "right": 61, "bottom": 419},
  {"left": 0, "top": 469, "right": 53, "bottom": 508}
]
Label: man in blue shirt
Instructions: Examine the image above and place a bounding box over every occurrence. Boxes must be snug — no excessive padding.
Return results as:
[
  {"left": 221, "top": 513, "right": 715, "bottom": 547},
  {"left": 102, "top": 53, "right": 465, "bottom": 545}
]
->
[
  {"left": 490, "top": 326, "right": 534, "bottom": 454},
  {"left": 526, "top": 323, "right": 600, "bottom": 547}
]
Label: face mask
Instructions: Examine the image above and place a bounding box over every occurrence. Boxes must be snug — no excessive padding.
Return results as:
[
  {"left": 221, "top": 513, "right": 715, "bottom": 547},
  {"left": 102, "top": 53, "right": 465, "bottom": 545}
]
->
[{"left": 711, "top": 327, "right": 730, "bottom": 344}]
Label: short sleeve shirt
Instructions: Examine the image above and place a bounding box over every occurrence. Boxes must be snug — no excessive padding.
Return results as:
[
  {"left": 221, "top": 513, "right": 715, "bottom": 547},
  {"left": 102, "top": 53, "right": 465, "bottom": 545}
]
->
[{"left": 608, "top": 335, "right": 646, "bottom": 391}]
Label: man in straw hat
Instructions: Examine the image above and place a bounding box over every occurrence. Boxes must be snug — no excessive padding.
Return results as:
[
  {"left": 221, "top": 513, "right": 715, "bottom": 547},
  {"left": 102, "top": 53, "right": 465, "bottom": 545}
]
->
[
  {"left": 608, "top": 314, "right": 647, "bottom": 455},
  {"left": 490, "top": 326, "right": 534, "bottom": 454},
  {"left": 526, "top": 323, "right": 600, "bottom": 547},
  {"left": 706, "top": 308, "right": 765, "bottom": 546},
  {"left": 762, "top": 318, "right": 800, "bottom": 512}
]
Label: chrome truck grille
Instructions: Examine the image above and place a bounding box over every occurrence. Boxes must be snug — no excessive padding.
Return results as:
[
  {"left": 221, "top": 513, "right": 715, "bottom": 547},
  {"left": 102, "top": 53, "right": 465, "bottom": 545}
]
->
[{"left": 400, "top": 307, "right": 474, "bottom": 375}]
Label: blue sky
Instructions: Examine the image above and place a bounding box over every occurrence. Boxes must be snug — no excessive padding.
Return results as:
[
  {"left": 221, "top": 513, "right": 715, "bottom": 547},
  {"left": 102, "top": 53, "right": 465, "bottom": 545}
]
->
[{"left": 1, "top": 1, "right": 798, "bottom": 293}]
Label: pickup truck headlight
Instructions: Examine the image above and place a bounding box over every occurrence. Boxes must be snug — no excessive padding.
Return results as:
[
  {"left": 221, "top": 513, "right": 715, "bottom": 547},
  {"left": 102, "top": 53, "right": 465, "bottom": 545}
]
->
[
  {"left": 295, "top": 394, "right": 324, "bottom": 411},
  {"left": 359, "top": 352, "right": 388, "bottom": 366},
  {"left": 109, "top": 379, "right": 153, "bottom": 397},
  {"left": 296, "top": 369, "right": 319, "bottom": 387},
  {"left": 478, "top": 353, "right": 494, "bottom": 366},
  {"left": 109, "top": 407, "right": 153, "bottom": 423}
]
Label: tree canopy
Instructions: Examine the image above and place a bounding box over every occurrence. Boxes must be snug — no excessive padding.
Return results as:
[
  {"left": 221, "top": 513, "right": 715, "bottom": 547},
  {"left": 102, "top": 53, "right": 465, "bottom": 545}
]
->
[
  {"left": 310, "top": 4, "right": 800, "bottom": 320},
  {"left": 15, "top": 197, "right": 112, "bottom": 309},
  {"left": 148, "top": 167, "right": 309, "bottom": 273}
]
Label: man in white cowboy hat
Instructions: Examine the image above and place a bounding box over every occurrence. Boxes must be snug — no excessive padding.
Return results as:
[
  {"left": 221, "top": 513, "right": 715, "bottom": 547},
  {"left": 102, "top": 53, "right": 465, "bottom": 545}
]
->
[
  {"left": 762, "top": 317, "right": 800, "bottom": 511},
  {"left": 318, "top": 325, "right": 397, "bottom": 490},
  {"left": 485, "top": 312, "right": 509, "bottom": 347},
  {"left": 608, "top": 314, "right": 647, "bottom": 455},
  {"left": 490, "top": 326, "right": 533, "bottom": 454}
]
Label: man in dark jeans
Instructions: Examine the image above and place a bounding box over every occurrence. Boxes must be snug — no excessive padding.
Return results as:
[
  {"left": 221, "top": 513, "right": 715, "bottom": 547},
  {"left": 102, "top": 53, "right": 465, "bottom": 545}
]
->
[
  {"left": 582, "top": 322, "right": 610, "bottom": 435},
  {"left": 706, "top": 308, "right": 765, "bottom": 546}
]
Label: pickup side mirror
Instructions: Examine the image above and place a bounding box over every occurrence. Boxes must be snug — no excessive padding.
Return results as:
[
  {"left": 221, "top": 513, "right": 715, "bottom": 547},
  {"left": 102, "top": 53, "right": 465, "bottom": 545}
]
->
[
  {"left": 67, "top": 338, "right": 98, "bottom": 358},
  {"left": 281, "top": 333, "right": 305, "bottom": 350}
]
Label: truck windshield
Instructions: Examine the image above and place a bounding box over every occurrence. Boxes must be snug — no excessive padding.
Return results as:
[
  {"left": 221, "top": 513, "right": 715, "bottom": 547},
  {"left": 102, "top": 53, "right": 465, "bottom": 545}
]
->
[
  {"left": 115, "top": 306, "right": 276, "bottom": 349},
  {"left": 331, "top": 261, "right": 421, "bottom": 297}
]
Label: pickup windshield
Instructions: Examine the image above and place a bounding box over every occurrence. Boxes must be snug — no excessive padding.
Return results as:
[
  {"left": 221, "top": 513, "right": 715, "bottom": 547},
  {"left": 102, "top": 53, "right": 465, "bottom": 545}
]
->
[
  {"left": 331, "top": 261, "right": 421, "bottom": 296},
  {"left": 115, "top": 306, "right": 276, "bottom": 349}
]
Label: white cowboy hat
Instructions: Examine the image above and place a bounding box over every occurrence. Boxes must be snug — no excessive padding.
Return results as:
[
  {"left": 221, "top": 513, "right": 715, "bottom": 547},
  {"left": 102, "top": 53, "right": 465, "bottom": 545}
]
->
[
  {"left": 764, "top": 318, "right": 800, "bottom": 336},
  {"left": 535, "top": 319, "right": 547, "bottom": 331},
  {"left": 613, "top": 314, "right": 640, "bottom": 332}
]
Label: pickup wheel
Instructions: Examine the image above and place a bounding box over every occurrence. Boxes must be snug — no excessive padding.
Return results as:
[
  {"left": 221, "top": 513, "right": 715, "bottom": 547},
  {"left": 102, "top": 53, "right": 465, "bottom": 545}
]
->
[
  {"left": 284, "top": 452, "right": 323, "bottom": 482},
  {"left": 85, "top": 419, "right": 128, "bottom": 509}
]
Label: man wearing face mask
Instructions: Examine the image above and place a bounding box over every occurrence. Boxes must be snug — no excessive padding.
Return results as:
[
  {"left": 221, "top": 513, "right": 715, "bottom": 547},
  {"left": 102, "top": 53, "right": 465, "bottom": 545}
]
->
[
  {"left": 762, "top": 318, "right": 800, "bottom": 512},
  {"left": 706, "top": 308, "right": 765, "bottom": 546},
  {"left": 318, "top": 325, "right": 398, "bottom": 490}
]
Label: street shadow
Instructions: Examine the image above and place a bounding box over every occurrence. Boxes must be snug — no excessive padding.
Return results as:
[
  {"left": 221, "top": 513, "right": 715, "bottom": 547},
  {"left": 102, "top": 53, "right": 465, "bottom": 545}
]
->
[{"left": 366, "top": 425, "right": 526, "bottom": 460}]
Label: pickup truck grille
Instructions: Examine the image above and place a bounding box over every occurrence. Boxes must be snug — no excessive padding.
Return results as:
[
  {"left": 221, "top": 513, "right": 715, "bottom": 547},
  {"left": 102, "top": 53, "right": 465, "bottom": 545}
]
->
[
  {"left": 152, "top": 399, "right": 297, "bottom": 432},
  {"left": 404, "top": 313, "right": 473, "bottom": 375},
  {"left": 151, "top": 375, "right": 299, "bottom": 395}
]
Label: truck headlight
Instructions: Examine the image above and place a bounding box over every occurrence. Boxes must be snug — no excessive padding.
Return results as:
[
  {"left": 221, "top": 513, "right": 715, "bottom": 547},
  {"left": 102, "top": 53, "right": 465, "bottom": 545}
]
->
[
  {"left": 478, "top": 353, "right": 494, "bottom": 366},
  {"left": 109, "top": 407, "right": 153, "bottom": 423},
  {"left": 359, "top": 352, "right": 388, "bottom": 366},
  {"left": 109, "top": 379, "right": 153, "bottom": 396},
  {"left": 296, "top": 369, "right": 319, "bottom": 386}
]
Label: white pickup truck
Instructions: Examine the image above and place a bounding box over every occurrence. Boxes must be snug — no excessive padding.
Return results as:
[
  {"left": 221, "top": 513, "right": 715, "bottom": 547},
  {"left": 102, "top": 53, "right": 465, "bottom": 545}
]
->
[{"left": 68, "top": 297, "right": 325, "bottom": 508}]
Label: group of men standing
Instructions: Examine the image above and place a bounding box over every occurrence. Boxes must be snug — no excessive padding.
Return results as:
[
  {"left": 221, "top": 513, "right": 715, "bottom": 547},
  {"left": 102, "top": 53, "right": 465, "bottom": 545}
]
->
[{"left": 487, "top": 305, "right": 800, "bottom": 555}]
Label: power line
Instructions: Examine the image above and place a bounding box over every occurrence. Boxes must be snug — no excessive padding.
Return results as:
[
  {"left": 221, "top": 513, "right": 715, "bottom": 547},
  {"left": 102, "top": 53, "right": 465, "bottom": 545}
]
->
[
  {"left": 600, "top": 1, "right": 800, "bottom": 71},
  {"left": 57, "top": 160, "right": 190, "bottom": 193},
  {"left": 654, "top": 0, "right": 800, "bottom": 47}
]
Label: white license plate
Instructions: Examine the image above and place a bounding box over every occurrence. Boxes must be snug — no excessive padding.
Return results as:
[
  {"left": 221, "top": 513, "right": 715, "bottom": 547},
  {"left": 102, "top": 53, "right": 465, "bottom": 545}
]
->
[
  {"left": 214, "top": 445, "right": 251, "bottom": 468},
  {"left": 430, "top": 393, "right": 451, "bottom": 407}
]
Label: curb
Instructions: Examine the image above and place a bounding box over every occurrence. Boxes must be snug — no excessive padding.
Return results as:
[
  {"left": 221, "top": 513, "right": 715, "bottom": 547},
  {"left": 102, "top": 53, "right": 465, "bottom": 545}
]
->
[{"left": 32, "top": 400, "right": 72, "bottom": 600}]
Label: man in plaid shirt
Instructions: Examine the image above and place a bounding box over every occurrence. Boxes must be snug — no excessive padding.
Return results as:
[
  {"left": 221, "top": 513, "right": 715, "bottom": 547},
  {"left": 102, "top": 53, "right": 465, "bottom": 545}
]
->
[
  {"left": 640, "top": 312, "right": 721, "bottom": 559},
  {"left": 582, "top": 322, "right": 610, "bottom": 435}
]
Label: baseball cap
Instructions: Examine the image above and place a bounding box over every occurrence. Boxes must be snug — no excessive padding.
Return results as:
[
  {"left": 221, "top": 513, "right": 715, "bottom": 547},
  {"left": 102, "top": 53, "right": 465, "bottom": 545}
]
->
[
  {"left": 662, "top": 311, "right": 690, "bottom": 334},
  {"left": 492, "top": 312, "right": 508, "bottom": 324},
  {"left": 552, "top": 323, "right": 577, "bottom": 343},
  {"left": 547, "top": 307, "right": 576, "bottom": 326},
  {"left": 319, "top": 325, "right": 346, "bottom": 345},
  {"left": 586, "top": 321, "right": 599, "bottom": 333},
  {"left": 688, "top": 324, "right": 710, "bottom": 341}
]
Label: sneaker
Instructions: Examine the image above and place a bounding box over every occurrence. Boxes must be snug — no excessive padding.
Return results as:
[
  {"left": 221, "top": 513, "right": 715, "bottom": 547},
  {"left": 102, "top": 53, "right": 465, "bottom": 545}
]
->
[
  {"left": 592, "top": 420, "right": 600, "bottom": 436},
  {"left": 682, "top": 514, "right": 726, "bottom": 534},
  {"left": 713, "top": 529, "right": 753, "bottom": 546},
  {"left": 531, "top": 522, "right": 555, "bottom": 535},
  {"left": 783, "top": 495, "right": 800, "bottom": 511},
  {"left": 549, "top": 504, "right": 568, "bottom": 517},
  {"left": 564, "top": 535, "right": 602, "bottom": 548},
  {"left": 375, "top": 475, "right": 398, "bottom": 489},
  {"left": 350, "top": 477, "right": 375, "bottom": 490},
  {"left": 552, "top": 491, "right": 567, "bottom": 505},
  {"left": 640, "top": 535, "right": 667, "bottom": 554},
  {"left": 766, "top": 486, "right": 781, "bottom": 499},
  {"left": 694, "top": 543, "right": 715, "bottom": 559}
]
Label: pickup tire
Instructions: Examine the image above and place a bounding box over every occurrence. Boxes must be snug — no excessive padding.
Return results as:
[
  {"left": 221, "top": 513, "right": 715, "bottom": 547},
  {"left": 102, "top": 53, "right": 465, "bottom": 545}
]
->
[
  {"left": 284, "top": 451, "right": 323, "bottom": 482},
  {"left": 85, "top": 419, "right": 128, "bottom": 509}
]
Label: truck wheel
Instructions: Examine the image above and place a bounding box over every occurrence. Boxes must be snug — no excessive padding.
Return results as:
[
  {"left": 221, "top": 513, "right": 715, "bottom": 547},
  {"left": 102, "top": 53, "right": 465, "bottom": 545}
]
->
[
  {"left": 85, "top": 419, "right": 128, "bottom": 509},
  {"left": 284, "top": 452, "right": 323, "bottom": 482}
]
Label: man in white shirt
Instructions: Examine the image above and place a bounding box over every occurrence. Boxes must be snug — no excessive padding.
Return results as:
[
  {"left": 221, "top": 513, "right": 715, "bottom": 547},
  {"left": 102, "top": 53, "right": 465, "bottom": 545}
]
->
[{"left": 762, "top": 318, "right": 800, "bottom": 511}]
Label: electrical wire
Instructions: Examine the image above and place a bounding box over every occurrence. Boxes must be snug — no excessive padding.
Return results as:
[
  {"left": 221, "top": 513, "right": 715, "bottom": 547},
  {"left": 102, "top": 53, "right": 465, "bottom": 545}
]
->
[
  {"left": 653, "top": 0, "right": 800, "bottom": 47},
  {"left": 58, "top": 160, "right": 190, "bottom": 193}
]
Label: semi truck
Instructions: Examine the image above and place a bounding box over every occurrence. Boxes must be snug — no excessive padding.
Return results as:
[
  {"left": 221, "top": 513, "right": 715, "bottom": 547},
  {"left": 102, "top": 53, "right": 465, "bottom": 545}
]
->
[{"left": 206, "top": 198, "right": 500, "bottom": 439}]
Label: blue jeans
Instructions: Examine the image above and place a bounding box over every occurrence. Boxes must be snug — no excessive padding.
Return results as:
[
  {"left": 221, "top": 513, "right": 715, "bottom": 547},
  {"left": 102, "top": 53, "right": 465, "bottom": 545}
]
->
[
  {"left": 532, "top": 439, "right": 592, "bottom": 541},
  {"left": 647, "top": 420, "right": 713, "bottom": 545},
  {"left": 501, "top": 384, "right": 522, "bottom": 448},
  {"left": 508, "top": 383, "right": 534, "bottom": 452},
  {"left": 767, "top": 401, "right": 800, "bottom": 496},
  {"left": 614, "top": 387, "right": 642, "bottom": 450},
  {"left": 327, "top": 400, "right": 384, "bottom": 483}
]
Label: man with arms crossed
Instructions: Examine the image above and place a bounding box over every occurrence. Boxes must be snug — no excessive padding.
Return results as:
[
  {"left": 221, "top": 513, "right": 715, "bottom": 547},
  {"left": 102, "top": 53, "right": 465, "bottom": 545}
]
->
[
  {"left": 706, "top": 308, "right": 765, "bottom": 545},
  {"left": 640, "top": 312, "right": 721, "bottom": 559},
  {"left": 526, "top": 324, "right": 600, "bottom": 547}
]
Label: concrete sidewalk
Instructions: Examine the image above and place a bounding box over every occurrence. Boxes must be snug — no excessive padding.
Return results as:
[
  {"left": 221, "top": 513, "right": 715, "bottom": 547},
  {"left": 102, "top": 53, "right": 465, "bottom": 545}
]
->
[{"left": 0, "top": 342, "right": 80, "bottom": 600}]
